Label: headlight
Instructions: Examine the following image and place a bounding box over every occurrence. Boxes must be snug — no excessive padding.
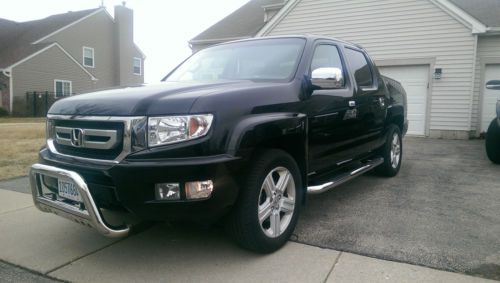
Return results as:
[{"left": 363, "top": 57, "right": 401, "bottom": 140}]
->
[{"left": 148, "top": 114, "right": 213, "bottom": 147}]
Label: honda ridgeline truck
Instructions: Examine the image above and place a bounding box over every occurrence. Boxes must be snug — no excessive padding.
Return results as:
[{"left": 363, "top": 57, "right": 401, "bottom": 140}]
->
[{"left": 30, "top": 36, "right": 408, "bottom": 253}]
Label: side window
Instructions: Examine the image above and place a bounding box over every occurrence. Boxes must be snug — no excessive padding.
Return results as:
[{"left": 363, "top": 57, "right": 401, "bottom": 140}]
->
[
  {"left": 311, "top": 45, "right": 344, "bottom": 74},
  {"left": 344, "top": 48, "right": 373, "bottom": 88},
  {"left": 133, "top": 57, "right": 142, "bottom": 75},
  {"left": 54, "top": 80, "right": 72, "bottom": 98},
  {"left": 83, "top": 47, "right": 95, "bottom": 68}
]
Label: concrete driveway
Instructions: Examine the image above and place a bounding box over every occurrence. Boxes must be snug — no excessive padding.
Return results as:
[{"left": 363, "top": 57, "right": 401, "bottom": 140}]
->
[
  {"left": 0, "top": 137, "right": 498, "bottom": 282},
  {"left": 295, "top": 137, "right": 500, "bottom": 280}
]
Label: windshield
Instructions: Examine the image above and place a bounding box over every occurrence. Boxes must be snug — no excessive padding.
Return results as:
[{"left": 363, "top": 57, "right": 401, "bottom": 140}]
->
[{"left": 166, "top": 38, "right": 306, "bottom": 82}]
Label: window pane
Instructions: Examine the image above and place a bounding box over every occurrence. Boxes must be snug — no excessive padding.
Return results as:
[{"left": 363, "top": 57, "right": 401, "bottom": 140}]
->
[
  {"left": 133, "top": 58, "right": 141, "bottom": 67},
  {"left": 83, "top": 48, "right": 94, "bottom": 66},
  {"left": 63, "top": 82, "right": 71, "bottom": 95},
  {"left": 345, "top": 48, "right": 373, "bottom": 87},
  {"left": 133, "top": 58, "right": 141, "bottom": 74},
  {"left": 55, "top": 81, "right": 63, "bottom": 97},
  {"left": 84, "top": 48, "right": 93, "bottom": 58},
  {"left": 84, "top": 57, "right": 93, "bottom": 66}
]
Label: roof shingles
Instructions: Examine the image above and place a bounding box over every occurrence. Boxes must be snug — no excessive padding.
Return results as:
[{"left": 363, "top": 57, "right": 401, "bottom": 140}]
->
[
  {"left": 0, "top": 8, "right": 100, "bottom": 69},
  {"left": 190, "top": 0, "right": 284, "bottom": 43},
  {"left": 449, "top": 0, "right": 500, "bottom": 27},
  {"left": 190, "top": 0, "right": 500, "bottom": 47}
]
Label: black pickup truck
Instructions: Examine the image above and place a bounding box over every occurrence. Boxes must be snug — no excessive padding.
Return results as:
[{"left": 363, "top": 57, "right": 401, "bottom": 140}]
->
[
  {"left": 30, "top": 35, "right": 407, "bottom": 253},
  {"left": 485, "top": 80, "right": 500, "bottom": 164}
]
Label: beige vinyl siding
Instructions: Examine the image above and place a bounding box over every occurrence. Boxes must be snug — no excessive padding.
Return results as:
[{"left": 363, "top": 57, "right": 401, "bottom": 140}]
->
[
  {"left": 128, "top": 48, "right": 145, "bottom": 85},
  {"left": 11, "top": 45, "right": 94, "bottom": 115},
  {"left": 39, "top": 11, "right": 116, "bottom": 89},
  {"left": 265, "top": 0, "right": 476, "bottom": 132},
  {"left": 471, "top": 35, "right": 500, "bottom": 133}
]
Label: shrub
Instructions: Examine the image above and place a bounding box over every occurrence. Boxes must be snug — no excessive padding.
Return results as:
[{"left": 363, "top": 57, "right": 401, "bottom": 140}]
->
[{"left": 0, "top": 107, "right": 9, "bottom": 117}]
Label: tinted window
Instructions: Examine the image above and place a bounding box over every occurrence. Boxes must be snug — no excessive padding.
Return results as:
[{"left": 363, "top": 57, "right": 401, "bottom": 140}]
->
[
  {"left": 166, "top": 38, "right": 306, "bottom": 82},
  {"left": 311, "top": 45, "right": 343, "bottom": 71},
  {"left": 344, "top": 48, "right": 373, "bottom": 87}
]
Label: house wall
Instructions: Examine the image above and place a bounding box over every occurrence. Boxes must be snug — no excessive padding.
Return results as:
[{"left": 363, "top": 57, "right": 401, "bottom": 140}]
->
[
  {"left": 264, "top": 0, "right": 477, "bottom": 138},
  {"left": 471, "top": 35, "right": 500, "bottom": 134},
  {"left": 11, "top": 45, "right": 94, "bottom": 116},
  {"left": 40, "top": 11, "right": 117, "bottom": 89},
  {"left": 0, "top": 73, "right": 9, "bottom": 110},
  {"left": 114, "top": 5, "right": 144, "bottom": 86}
]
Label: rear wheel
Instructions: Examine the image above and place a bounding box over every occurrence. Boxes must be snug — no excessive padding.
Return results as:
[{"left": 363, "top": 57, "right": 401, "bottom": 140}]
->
[
  {"left": 227, "top": 149, "right": 302, "bottom": 253},
  {"left": 376, "top": 125, "right": 403, "bottom": 177},
  {"left": 486, "top": 119, "right": 500, "bottom": 164}
]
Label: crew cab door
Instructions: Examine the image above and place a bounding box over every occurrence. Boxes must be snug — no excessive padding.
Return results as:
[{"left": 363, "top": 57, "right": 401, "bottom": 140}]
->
[
  {"left": 304, "top": 42, "right": 357, "bottom": 173},
  {"left": 343, "top": 47, "right": 387, "bottom": 152}
]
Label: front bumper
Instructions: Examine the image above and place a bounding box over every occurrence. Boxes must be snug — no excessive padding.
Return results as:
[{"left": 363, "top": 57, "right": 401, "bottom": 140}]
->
[
  {"left": 30, "top": 148, "right": 243, "bottom": 237},
  {"left": 30, "top": 163, "right": 130, "bottom": 237}
]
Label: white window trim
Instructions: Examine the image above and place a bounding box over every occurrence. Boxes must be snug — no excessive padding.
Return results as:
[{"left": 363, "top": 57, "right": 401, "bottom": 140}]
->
[
  {"left": 54, "top": 79, "right": 73, "bottom": 98},
  {"left": 133, "top": 57, "right": 142, "bottom": 75},
  {"left": 82, "top": 46, "right": 95, "bottom": 68}
]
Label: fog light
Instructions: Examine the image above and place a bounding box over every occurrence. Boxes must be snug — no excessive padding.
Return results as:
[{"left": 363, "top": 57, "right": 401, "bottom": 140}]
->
[
  {"left": 155, "top": 183, "right": 180, "bottom": 200},
  {"left": 185, "top": 181, "right": 213, "bottom": 200}
]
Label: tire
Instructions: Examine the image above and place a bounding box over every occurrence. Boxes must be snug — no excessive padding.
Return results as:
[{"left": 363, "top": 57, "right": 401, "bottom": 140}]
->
[
  {"left": 375, "top": 125, "right": 403, "bottom": 177},
  {"left": 486, "top": 119, "right": 500, "bottom": 164},
  {"left": 227, "top": 149, "right": 302, "bottom": 253}
]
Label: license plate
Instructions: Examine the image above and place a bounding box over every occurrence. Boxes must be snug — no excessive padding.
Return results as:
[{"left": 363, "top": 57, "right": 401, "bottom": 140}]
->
[{"left": 58, "top": 179, "right": 82, "bottom": 202}]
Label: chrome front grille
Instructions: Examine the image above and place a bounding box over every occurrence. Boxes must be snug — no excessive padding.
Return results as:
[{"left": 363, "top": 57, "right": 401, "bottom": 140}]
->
[
  {"left": 55, "top": 126, "right": 120, "bottom": 150},
  {"left": 47, "top": 115, "right": 147, "bottom": 164}
]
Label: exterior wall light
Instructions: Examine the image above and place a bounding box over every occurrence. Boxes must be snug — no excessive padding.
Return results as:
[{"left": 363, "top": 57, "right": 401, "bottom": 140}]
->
[{"left": 434, "top": 68, "right": 442, "bottom": 79}]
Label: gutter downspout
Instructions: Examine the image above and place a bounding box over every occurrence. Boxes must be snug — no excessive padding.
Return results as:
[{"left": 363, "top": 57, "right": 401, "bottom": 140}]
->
[
  {"left": 2, "top": 69, "right": 12, "bottom": 113},
  {"left": 468, "top": 34, "right": 478, "bottom": 137}
]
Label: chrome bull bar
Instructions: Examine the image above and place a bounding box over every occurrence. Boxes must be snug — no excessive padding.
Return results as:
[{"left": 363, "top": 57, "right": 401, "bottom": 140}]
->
[{"left": 29, "top": 163, "right": 130, "bottom": 238}]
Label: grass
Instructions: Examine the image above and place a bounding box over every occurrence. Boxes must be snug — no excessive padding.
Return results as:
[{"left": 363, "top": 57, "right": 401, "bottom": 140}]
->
[
  {"left": 0, "top": 119, "right": 45, "bottom": 180},
  {"left": 0, "top": 117, "right": 46, "bottom": 124}
]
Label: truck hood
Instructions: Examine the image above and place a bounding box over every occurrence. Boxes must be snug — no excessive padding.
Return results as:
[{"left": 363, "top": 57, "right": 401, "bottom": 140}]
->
[{"left": 48, "top": 81, "right": 260, "bottom": 116}]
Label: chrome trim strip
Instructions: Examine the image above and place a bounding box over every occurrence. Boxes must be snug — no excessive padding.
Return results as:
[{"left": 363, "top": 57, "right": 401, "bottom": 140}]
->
[
  {"left": 307, "top": 157, "right": 384, "bottom": 194},
  {"left": 47, "top": 115, "right": 147, "bottom": 165},
  {"left": 30, "top": 163, "right": 130, "bottom": 238}
]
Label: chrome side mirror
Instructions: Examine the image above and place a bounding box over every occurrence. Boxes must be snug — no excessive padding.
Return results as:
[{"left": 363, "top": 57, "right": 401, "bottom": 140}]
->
[
  {"left": 486, "top": 80, "right": 500, "bottom": 90},
  {"left": 311, "top": 67, "right": 344, "bottom": 89}
]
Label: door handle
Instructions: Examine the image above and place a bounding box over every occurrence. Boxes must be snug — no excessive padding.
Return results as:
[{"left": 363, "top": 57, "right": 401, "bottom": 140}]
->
[
  {"left": 348, "top": 100, "right": 356, "bottom": 108},
  {"left": 374, "top": 97, "right": 386, "bottom": 107}
]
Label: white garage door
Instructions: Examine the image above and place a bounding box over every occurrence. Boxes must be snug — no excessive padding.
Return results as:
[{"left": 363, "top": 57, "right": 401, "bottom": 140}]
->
[
  {"left": 379, "top": 65, "right": 429, "bottom": 136},
  {"left": 481, "top": 64, "right": 500, "bottom": 132}
]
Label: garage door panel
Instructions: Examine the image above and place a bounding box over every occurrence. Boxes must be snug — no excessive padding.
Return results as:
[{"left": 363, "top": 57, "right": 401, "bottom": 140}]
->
[
  {"left": 379, "top": 65, "right": 429, "bottom": 136},
  {"left": 481, "top": 64, "right": 500, "bottom": 132}
]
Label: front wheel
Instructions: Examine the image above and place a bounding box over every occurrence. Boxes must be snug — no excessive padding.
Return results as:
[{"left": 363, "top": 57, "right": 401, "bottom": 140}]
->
[
  {"left": 227, "top": 149, "right": 302, "bottom": 253},
  {"left": 376, "top": 125, "right": 403, "bottom": 177},
  {"left": 486, "top": 119, "right": 500, "bottom": 164}
]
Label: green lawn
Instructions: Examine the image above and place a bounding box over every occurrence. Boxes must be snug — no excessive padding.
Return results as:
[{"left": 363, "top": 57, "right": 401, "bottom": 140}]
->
[{"left": 0, "top": 118, "right": 45, "bottom": 180}]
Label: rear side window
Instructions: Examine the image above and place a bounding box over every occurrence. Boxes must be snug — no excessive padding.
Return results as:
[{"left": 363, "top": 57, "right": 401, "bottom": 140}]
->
[{"left": 344, "top": 48, "right": 373, "bottom": 87}]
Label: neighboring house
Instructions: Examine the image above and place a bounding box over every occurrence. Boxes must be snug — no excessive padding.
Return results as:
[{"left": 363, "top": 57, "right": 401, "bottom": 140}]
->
[
  {"left": 0, "top": 4, "right": 145, "bottom": 116},
  {"left": 191, "top": 0, "right": 500, "bottom": 139}
]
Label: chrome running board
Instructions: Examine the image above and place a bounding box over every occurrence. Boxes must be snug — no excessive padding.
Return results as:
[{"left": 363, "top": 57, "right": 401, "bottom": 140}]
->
[
  {"left": 30, "top": 163, "right": 130, "bottom": 238},
  {"left": 307, "top": 157, "right": 384, "bottom": 195}
]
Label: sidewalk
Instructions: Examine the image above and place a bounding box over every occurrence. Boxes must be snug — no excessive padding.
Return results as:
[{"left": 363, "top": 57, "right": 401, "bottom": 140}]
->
[{"left": 0, "top": 187, "right": 496, "bottom": 282}]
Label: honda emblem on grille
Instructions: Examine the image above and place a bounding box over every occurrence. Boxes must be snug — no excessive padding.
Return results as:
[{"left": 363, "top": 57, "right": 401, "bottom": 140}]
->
[{"left": 71, "top": 128, "right": 84, "bottom": 147}]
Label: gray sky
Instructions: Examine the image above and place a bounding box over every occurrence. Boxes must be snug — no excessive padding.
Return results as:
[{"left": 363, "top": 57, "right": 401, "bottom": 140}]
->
[{"left": 0, "top": 0, "right": 250, "bottom": 83}]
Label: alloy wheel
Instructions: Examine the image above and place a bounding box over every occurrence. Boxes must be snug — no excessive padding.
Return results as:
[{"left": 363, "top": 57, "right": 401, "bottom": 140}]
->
[
  {"left": 257, "top": 166, "right": 296, "bottom": 238},
  {"left": 390, "top": 133, "right": 401, "bottom": 169}
]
